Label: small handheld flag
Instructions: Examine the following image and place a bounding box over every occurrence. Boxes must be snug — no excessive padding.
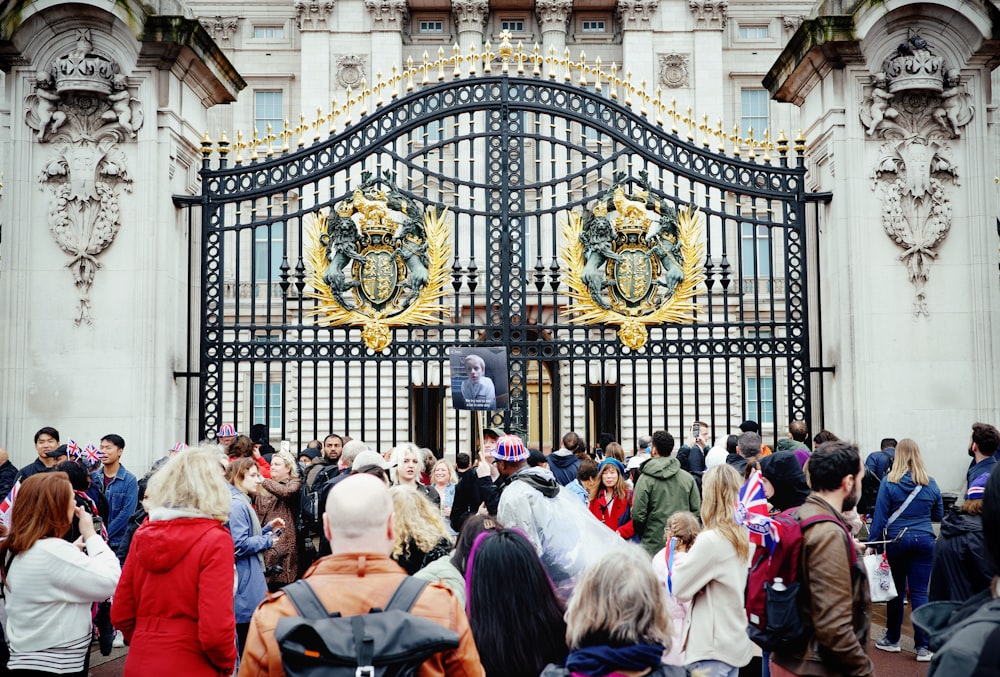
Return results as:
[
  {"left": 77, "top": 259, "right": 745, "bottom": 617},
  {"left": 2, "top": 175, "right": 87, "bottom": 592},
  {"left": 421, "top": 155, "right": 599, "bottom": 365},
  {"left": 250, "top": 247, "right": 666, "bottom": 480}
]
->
[{"left": 736, "top": 469, "right": 780, "bottom": 551}]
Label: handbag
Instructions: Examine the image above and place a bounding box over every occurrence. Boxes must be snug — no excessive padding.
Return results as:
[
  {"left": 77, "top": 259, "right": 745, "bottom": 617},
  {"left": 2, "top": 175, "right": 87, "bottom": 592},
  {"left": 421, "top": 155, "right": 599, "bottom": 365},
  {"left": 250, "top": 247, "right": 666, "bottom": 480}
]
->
[{"left": 863, "top": 551, "right": 898, "bottom": 602}]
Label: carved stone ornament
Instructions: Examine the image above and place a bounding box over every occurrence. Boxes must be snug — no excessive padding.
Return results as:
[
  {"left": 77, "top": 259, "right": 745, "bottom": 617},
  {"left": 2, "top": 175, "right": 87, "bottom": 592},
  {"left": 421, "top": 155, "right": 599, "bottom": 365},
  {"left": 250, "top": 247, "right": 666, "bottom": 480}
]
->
[
  {"left": 199, "top": 16, "right": 240, "bottom": 42},
  {"left": 451, "top": 0, "right": 489, "bottom": 34},
  {"left": 658, "top": 53, "right": 689, "bottom": 88},
  {"left": 536, "top": 0, "right": 573, "bottom": 33},
  {"left": 294, "top": 0, "right": 335, "bottom": 30},
  {"left": 24, "top": 29, "right": 142, "bottom": 325},
  {"left": 336, "top": 55, "right": 367, "bottom": 89},
  {"left": 782, "top": 16, "right": 805, "bottom": 33},
  {"left": 365, "top": 0, "right": 408, "bottom": 31},
  {"left": 688, "top": 0, "right": 728, "bottom": 29},
  {"left": 618, "top": 0, "right": 660, "bottom": 30},
  {"left": 860, "top": 36, "right": 974, "bottom": 316}
]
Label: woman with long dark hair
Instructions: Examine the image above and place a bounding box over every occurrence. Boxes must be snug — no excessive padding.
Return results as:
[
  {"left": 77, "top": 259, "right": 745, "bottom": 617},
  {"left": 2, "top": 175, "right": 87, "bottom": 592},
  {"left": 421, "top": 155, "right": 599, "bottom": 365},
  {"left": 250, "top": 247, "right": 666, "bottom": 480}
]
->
[
  {"left": 1, "top": 472, "right": 120, "bottom": 676},
  {"left": 867, "top": 438, "right": 943, "bottom": 661},
  {"left": 588, "top": 458, "right": 634, "bottom": 539},
  {"left": 465, "top": 529, "right": 567, "bottom": 677}
]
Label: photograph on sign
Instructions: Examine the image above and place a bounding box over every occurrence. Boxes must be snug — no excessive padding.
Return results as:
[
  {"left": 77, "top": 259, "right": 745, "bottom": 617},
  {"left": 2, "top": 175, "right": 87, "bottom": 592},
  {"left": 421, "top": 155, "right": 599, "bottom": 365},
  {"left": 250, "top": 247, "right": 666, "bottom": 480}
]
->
[{"left": 448, "top": 347, "right": 509, "bottom": 410}]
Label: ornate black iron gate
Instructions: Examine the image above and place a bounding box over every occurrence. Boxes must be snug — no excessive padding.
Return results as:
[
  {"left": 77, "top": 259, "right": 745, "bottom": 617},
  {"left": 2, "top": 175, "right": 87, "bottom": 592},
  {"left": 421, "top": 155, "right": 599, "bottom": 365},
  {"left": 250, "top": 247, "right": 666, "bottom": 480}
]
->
[{"left": 194, "top": 47, "right": 812, "bottom": 454}]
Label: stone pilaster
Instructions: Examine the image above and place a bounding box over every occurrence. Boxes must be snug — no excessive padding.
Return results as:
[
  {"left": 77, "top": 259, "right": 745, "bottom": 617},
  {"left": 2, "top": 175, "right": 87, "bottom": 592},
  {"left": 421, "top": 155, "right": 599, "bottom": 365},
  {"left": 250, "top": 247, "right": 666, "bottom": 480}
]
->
[
  {"left": 294, "top": 0, "right": 335, "bottom": 30},
  {"left": 198, "top": 16, "right": 240, "bottom": 43},
  {"left": 452, "top": 0, "right": 488, "bottom": 51},
  {"left": 688, "top": 0, "right": 724, "bottom": 119},
  {"left": 618, "top": 0, "right": 659, "bottom": 31},
  {"left": 364, "top": 0, "right": 408, "bottom": 31},
  {"left": 536, "top": 0, "right": 572, "bottom": 56},
  {"left": 688, "top": 0, "right": 727, "bottom": 30}
]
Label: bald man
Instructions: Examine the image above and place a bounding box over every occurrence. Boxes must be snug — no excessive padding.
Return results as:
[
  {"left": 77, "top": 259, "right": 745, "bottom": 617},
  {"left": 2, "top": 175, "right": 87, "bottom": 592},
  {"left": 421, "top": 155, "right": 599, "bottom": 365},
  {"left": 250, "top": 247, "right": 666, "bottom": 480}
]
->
[{"left": 238, "top": 474, "right": 483, "bottom": 677}]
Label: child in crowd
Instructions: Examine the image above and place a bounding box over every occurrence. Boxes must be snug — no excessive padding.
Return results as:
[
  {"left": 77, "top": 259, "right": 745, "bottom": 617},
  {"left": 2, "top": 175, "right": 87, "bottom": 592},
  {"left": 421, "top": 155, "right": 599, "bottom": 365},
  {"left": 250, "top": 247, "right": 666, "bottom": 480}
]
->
[{"left": 652, "top": 511, "right": 701, "bottom": 666}]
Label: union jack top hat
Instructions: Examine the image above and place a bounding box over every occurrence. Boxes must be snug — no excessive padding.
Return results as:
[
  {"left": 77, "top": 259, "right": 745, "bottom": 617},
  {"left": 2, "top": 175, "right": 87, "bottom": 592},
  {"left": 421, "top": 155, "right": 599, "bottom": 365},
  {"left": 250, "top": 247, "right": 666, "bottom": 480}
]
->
[
  {"left": 491, "top": 434, "right": 529, "bottom": 462},
  {"left": 217, "top": 423, "right": 237, "bottom": 438}
]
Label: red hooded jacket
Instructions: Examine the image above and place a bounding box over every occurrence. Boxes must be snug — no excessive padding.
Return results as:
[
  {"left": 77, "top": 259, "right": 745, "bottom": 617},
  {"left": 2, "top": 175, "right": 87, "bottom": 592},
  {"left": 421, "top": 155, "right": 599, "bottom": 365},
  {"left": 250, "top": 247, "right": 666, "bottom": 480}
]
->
[
  {"left": 112, "top": 517, "right": 238, "bottom": 676},
  {"left": 589, "top": 490, "right": 635, "bottom": 540}
]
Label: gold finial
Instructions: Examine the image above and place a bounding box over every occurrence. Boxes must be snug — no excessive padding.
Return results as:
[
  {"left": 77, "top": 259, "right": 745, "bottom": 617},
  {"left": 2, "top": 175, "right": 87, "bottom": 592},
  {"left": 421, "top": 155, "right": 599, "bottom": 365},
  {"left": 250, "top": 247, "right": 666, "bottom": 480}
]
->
[
  {"left": 794, "top": 129, "right": 807, "bottom": 154},
  {"left": 280, "top": 120, "right": 291, "bottom": 152},
  {"left": 250, "top": 127, "right": 260, "bottom": 162},
  {"left": 235, "top": 130, "right": 245, "bottom": 164},
  {"left": 776, "top": 129, "right": 788, "bottom": 158},
  {"left": 625, "top": 72, "right": 633, "bottom": 107},
  {"left": 532, "top": 43, "right": 542, "bottom": 76},
  {"left": 421, "top": 51, "right": 430, "bottom": 85},
  {"left": 375, "top": 72, "right": 384, "bottom": 106},
  {"left": 516, "top": 41, "right": 525, "bottom": 74},
  {"left": 639, "top": 80, "right": 648, "bottom": 116},
  {"left": 654, "top": 86, "right": 663, "bottom": 125},
  {"left": 563, "top": 47, "right": 572, "bottom": 83},
  {"left": 730, "top": 125, "right": 742, "bottom": 158},
  {"left": 761, "top": 129, "right": 773, "bottom": 163},
  {"left": 468, "top": 44, "right": 478, "bottom": 76},
  {"left": 453, "top": 44, "right": 462, "bottom": 78},
  {"left": 594, "top": 57, "right": 603, "bottom": 93},
  {"left": 344, "top": 87, "right": 352, "bottom": 127},
  {"left": 217, "top": 130, "right": 230, "bottom": 156},
  {"left": 746, "top": 127, "right": 756, "bottom": 160},
  {"left": 716, "top": 118, "right": 726, "bottom": 153},
  {"left": 313, "top": 107, "right": 324, "bottom": 141},
  {"left": 406, "top": 57, "right": 415, "bottom": 91},
  {"left": 499, "top": 30, "right": 514, "bottom": 68},
  {"left": 438, "top": 46, "right": 447, "bottom": 81},
  {"left": 609, "top": 63, "right": 618, "bottom": 100},
  {"left": 390, "top": 67, "right": 399, "bottom": 99},
  {"left": 683, "top": 106, "right": 694, "bottom": 141},
  {"left": 329, "top": 107, "right": 339, "bottom": 136},
  {"left": 668, "top": 98, "right": 678, "bottom": 134},
  {"left": 547, "top": 45, "right": 557, "bottom": 80},
  {"left": 483, "top": 40, "right": 493, "bottom": 73},
  {"left": 200, "top": 131, "right": 213, "bottom": 157},
  {"left": 265, "top": 123, "right": 276, "bottom": 157}
]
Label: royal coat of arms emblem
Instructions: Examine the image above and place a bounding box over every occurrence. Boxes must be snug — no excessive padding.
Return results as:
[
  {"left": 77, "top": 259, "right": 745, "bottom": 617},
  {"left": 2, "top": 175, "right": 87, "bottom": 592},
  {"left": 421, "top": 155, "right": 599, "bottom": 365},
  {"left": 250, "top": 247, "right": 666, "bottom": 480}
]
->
[
  {"left": 305, "top": 171, "right": 451, "bottom": 351},
  {"left": 561, "top": 173, "right": 705, "bottom": 350}
]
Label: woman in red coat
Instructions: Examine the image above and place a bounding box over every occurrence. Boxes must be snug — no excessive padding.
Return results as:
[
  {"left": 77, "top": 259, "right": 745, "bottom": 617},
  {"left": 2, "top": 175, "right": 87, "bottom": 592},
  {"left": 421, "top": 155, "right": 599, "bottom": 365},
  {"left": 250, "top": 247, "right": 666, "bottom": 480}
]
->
[
  {"left": 112, "top": 447, "right": 238, "bottom": 677},
  {"left": 588, "top": 457, "right": 635, "bottom": 539}
]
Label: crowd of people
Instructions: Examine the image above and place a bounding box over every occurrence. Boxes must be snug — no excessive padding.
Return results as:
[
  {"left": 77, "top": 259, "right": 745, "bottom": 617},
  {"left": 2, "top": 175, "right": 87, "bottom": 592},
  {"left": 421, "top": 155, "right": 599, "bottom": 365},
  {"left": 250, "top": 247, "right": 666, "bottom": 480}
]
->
[{"left": 0, "top": 419, "right": 997, "bottom": 677}]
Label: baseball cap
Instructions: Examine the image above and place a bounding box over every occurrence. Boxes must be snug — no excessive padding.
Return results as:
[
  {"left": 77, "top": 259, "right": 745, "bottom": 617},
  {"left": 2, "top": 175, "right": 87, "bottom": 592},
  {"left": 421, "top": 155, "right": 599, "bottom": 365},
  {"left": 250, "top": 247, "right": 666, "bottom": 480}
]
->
[
  {"left": 45, "top": 444, "right": 69, "bottom": 459},
  {"left": 352, "top": 449, "right": 392, "bottom": 472},
  {"left": 491, "top": 435, "right": 529, "bottom": 462},
  {"left": 217, "top": 423, "right": 237, "bottom": 437},
  {"left": 967, "top": 473, "right": 988, "bottom": 500}
]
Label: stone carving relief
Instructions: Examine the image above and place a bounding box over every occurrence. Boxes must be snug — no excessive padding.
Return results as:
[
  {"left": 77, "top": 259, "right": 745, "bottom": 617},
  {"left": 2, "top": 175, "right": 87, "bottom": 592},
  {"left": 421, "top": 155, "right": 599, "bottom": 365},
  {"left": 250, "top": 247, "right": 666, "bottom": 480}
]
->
[
  {"left": 451, "top": 0, "right": 489, "bottom": 35},
  {"left": 860, "top": 35, "right": 974, "bottom": 316},
  {"left": 24, "top": 29, "right": 142, "bottom": 325},
  {"left": 199, "top": 16, "right": 240, "bottom": 42},
  {"left": 782, "top": 16, "right": 805, "bottom": 34},
  {"left": 658, "top": 53, "right": 689, "bottom": 88},
  {"left": 688, "top": 0, "right": 727, "bottom": 29},
  {"left": 618, "top": 0, "right": 660, "bottom": 30},
  {"left": 536, "top": 0, "right": 573, "bottom": 33},
  {"left": 294, "top": 0, "right": 335, "bottom": 30},
  {"left": 365, "top": 0, "right": 408, "bottom": 31},
  {"left": 336, "top": 55, "right": 367, "bottom": 89}
]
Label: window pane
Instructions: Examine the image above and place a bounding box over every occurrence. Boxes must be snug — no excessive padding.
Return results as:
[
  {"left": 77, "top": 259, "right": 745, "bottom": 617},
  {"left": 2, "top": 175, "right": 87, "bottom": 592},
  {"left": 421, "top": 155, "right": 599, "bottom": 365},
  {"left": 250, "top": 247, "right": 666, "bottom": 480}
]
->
[
  {"left": 254, "top": 91, "right": 283, "bottom": 137},
  {"left": 419, "top": 21, "right": 443, "bottom": 33},
  {"left": 254, "top": 222, "right": 284, "bottom": 284},
  {"left": 740, "top": 89, "right": 768, "bottom": 138},
  {"left": 501, "top": 20, "right": 524, "bottom": 32},
  {"left": 582, "top": 21, "right": 606, "bottom": 32},
  {"left": 253, "top": 383, "right": 282, "bottom": 430},
  {"left": 254, "top": 26, "right": 284, "bottom": 39},
  {"left": 741, "top": 222, "right": 771, "bottom": 277},
  {"left": 738, "top": 25, "right": 768, "bottom": 39},
  {"left": 746, "top": 376, "right": 775, "bottom": 424}
]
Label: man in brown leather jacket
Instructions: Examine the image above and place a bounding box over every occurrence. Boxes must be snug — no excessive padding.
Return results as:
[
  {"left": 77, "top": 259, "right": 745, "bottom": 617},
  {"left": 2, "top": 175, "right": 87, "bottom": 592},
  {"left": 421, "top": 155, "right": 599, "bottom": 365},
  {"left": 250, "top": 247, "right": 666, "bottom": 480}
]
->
[
  {"left": 238, "top": 473, "right": 484, "bottom": 677},
  {"left": 771, "top": 441, "right": 875, "bottom": 677}
]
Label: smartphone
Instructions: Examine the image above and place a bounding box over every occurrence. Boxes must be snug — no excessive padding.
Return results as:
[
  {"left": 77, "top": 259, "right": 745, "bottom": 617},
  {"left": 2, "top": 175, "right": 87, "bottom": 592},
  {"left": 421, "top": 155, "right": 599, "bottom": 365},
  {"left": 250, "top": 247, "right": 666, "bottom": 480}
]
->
[
  {"left": 92, "top": 515, "right": 103, "bottom": 533},
  {"left": 274, "top": 528, "right": 283, "bottom": 538},
  {"left": 691, "top": 424, "right": 700, "bottom": 439},
  {"left": 280, "top": 440, "right": 290, "bottom": 454}
]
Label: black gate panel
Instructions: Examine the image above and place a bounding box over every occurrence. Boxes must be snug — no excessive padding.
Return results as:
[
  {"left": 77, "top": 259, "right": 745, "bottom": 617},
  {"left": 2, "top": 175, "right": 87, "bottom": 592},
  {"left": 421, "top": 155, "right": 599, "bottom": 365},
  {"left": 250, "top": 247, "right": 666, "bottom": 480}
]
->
[{"left": 195, "top": 52, "right": 811, "bottom": 454}]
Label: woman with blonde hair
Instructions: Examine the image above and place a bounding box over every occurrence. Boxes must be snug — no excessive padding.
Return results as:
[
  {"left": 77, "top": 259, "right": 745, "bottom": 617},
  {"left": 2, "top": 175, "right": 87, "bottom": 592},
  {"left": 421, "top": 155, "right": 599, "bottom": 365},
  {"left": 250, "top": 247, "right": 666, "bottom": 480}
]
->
[
  {"left": 429, "top": 458, "right": 456, "bottom": 527},
  {"left": 867, "top": 437, "right": 943, "bottom": 661},
  {"left": 389, "top": 485, "right": 453, "bottom": 574},
  {"left": 588, "top": 457, "right": 634, "bottom": 539},
  {"left": 256, "top": 449, "right": 301, "bottom": 591},
  {"left": 112, "top": 446, "right": 238, "bottom": 676},
  {"left": 1, "top": 473, "right": 120, "bottom": 676},
  {"left": 672, "top": 463, "right": 752, "bottom": 676},
  {"left": 541, "top": 545, "right": 685, "bottom": 677},
  {"left": 392, "top": 443, "right": 440, "bottom": 506}
]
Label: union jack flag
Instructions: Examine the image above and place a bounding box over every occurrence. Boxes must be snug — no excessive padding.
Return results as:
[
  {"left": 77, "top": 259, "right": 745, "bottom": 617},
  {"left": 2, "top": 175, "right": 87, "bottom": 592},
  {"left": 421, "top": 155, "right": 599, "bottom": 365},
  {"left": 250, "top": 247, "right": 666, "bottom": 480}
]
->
[
  {"left": 66, "top": 439, "right": 80, "bottom": 459},
  {"left": 736, "top": 469, "right": 780, "bottom": 551},
  {"left": 0, "top": 480, "right": 21, "bottom": 530},
  {"left": 84, "top": 444, "right": 101, "bottom": 465}
]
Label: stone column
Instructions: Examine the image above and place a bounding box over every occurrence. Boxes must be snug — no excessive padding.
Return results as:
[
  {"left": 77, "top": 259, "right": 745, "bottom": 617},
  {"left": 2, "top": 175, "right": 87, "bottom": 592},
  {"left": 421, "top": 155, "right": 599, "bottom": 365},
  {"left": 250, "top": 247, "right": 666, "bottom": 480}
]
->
[
  {"left": 0, "top": 2, "right": 242, "bottom": 471},
  {"left": 452, "top": 0, "right": 488, "bottom": 53},
  {"left": 617, "top": 0, "right": 659, "bottom": 98},
  {"left": 765, "top": 2, "right": 1000, "bottom": 489},
  {"left": 295, "top": 1, "right": 336, "bottom": 115},
  {"left": 687, "top": 0, "right": 726, "bottom": 118},
  {"left": 364, "top": 0, "right": 406, "bottom": 91},
  {"left": 536, "top": 0, "right": 572, "bottom": 57}
]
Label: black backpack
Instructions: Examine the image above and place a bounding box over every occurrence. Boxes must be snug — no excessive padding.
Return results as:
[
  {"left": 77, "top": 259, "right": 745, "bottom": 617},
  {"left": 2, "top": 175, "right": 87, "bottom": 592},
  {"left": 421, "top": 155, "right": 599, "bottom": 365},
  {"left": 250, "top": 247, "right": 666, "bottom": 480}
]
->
[
  {"left": 858, "top": 451, "right": 893, "bottom": 515},
  {"left": 275, "top": 576, "right": 460, "bottom": 677},
  {"left": 299, "top": 464, "right": 340, "bottom": 536}
]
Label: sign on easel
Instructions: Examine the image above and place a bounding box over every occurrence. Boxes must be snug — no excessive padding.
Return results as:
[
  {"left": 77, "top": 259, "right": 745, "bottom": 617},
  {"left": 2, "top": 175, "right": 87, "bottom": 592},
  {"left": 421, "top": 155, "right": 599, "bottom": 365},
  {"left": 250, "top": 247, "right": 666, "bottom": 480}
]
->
[{"left": 448, "top": 347, "right": 509, "bottom": 410}]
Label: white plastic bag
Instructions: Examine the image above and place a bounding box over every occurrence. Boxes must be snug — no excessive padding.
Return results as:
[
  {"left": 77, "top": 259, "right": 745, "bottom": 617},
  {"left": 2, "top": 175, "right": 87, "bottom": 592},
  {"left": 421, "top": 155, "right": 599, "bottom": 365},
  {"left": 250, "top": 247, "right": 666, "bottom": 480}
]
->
[{"left": 864, "top": 552, "right": 898, "bottom": 603}]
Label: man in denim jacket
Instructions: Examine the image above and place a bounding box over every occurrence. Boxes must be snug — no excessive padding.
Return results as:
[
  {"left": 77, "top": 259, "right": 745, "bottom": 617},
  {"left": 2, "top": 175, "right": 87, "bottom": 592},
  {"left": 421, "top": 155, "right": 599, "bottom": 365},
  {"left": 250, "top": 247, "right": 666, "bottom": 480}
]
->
[{"left": 88, "top": 433, "right": 139, "bottom": 553}]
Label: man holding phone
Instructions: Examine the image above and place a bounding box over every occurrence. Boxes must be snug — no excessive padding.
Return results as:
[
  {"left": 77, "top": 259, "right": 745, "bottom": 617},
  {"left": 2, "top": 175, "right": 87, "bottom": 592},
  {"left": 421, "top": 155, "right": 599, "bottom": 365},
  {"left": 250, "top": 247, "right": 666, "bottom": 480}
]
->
[{"left": 676, "top": 420, "right": 710, "bottom": 492}]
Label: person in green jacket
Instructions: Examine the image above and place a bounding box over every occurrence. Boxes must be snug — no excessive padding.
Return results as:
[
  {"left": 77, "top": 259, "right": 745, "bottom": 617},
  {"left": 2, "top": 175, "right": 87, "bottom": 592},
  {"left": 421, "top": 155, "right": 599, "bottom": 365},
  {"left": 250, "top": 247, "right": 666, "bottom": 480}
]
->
[{"left": 632, "top": 430, "right": 702, "bottom": 556}]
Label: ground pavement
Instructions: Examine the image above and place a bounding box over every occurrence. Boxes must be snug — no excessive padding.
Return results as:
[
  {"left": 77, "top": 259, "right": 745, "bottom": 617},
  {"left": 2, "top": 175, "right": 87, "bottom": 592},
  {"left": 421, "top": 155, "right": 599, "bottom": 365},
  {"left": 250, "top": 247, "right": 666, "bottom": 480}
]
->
[{"left": 87, "top": 602, "right": 929, "bottom": 676}]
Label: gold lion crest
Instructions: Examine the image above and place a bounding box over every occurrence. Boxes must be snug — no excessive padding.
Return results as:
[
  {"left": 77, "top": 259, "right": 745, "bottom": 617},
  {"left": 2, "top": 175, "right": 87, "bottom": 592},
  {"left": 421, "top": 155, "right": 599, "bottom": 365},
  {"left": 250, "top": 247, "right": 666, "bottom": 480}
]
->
[
  {"left": 560, "top": 174, "right": 705, "bottom": 350},
  {"left": 305, "top": 171, "right": 451, "bottom": 351}
]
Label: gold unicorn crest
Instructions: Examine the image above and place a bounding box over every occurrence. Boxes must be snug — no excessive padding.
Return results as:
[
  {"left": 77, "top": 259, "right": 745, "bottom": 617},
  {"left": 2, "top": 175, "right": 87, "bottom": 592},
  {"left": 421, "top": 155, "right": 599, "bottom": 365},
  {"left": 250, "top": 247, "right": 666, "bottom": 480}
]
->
[
  {"left": 560, "top": 175, "right": 705, "bottom": 350},
  {"left": 304, "top": 172, "right": 451, "bottom": 351}
]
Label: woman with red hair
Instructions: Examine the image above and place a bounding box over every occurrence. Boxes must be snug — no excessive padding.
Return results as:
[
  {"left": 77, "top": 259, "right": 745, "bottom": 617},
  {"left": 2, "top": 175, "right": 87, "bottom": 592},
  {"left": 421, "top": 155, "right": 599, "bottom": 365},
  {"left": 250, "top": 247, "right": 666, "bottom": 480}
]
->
[{"left": 1, "top": 472, "right": 120, "bottom": 676}]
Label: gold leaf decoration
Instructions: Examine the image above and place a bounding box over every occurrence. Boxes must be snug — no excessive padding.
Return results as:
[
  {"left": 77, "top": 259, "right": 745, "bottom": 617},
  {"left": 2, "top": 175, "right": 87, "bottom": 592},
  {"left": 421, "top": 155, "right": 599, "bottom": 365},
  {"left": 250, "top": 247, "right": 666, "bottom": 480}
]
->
[{"left": 560, "top": 204, "right": 706, "bottom": 350}]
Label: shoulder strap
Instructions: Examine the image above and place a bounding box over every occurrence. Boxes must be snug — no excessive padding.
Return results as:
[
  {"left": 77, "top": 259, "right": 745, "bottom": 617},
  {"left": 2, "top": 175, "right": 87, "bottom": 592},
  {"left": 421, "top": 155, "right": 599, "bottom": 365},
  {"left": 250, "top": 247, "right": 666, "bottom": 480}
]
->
[
  {"left": 798, "top": 513, "right": 857, "bottom": 565},
  {"left": 384, "top": 576, "right": 429, "bottom": 613},
  {"left": 281, "top": 580, "right": 332, "bottom": 619},
  {"left": 887, "top": 485, "right": 922, "bottom": 527}
]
